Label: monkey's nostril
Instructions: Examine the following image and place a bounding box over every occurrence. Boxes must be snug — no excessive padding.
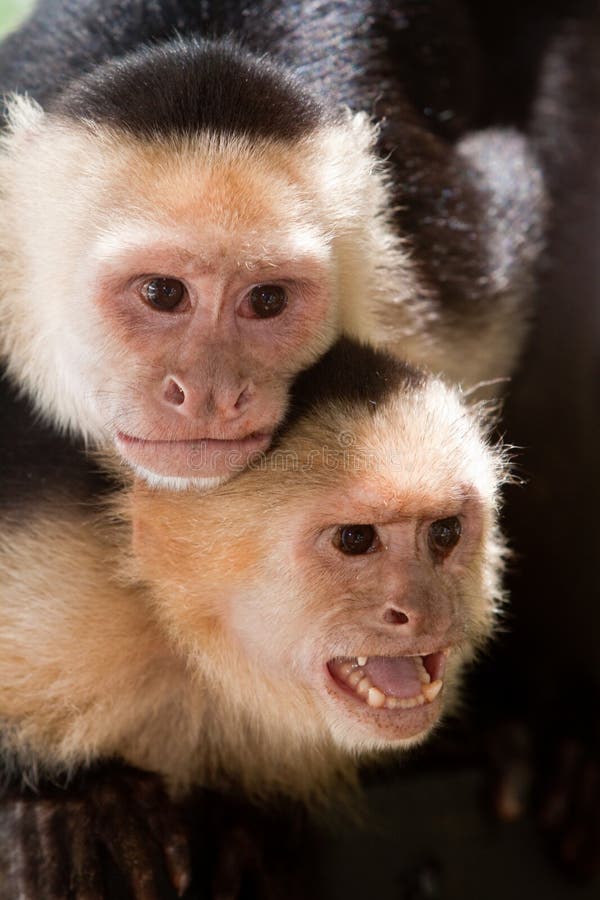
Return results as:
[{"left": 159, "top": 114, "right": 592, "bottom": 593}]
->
[
  {"left": 234, "top": 386, "right": 252, "bottom": 411},
  {"left": 164, "top": 378, "right": 185, "bottom": 406},
  {"left": 384, "top": 608, "right": 409, "bottom": 626}
]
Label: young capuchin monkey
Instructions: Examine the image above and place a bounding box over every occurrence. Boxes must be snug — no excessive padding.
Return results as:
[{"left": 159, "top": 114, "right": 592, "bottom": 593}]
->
[
  {"left": 0, "top": 0, "right": 544, "bottom": 490},
  {"left": 0, "top": 340, "right": 506, "bottom": 897}
]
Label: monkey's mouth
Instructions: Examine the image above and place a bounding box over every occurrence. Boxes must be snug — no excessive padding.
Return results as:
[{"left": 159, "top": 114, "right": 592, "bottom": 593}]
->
[
  {"left": 115, "top": 430, "right": 272, "bottom": 478},
  {"left": 327, "top": 652, "right": 447, "bottom": 711}
]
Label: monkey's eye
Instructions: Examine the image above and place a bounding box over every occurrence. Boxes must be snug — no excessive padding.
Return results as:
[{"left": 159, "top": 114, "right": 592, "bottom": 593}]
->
[
  {"left": 428, "top": 517, "right": 461, "bottom": 559},
  {"left": 142, "top": 277, "right": 186, "bottom": 311},
  {"left": 247, "top": 284, "right": 288, "bottom": 319},
  {"left": 333, "top": 524, "right": 379, "bottom": 556}
]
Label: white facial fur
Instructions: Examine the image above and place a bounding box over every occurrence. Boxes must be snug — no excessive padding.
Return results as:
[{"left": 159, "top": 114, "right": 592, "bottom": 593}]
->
[{"left": 0, "top": 98, "right": 420, "bottom": 485}]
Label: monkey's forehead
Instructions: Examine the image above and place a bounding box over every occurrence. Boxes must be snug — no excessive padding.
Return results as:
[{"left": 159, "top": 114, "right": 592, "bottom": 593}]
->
[
  {"left": 3, "top": 96, "right": 380, "bottom": 249},
  {"left": 260, "top": 387, "right": 502, "bottom": 509}
]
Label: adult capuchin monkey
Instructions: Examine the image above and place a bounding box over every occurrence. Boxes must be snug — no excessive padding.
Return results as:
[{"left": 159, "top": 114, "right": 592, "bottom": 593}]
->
[
  {"left": 0, "top": 339, "right": 506, "bottom": 898},
  {"left": 0, "top": 0, "right": 545, "bottom": 489}
]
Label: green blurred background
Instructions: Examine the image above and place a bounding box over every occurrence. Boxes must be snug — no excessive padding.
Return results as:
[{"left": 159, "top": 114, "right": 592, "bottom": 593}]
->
[{"left": 0, "top": 0, "right": 32, "bottom": 35}]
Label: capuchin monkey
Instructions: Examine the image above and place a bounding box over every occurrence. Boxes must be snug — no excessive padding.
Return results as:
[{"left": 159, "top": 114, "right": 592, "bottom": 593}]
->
[
  {"left": 0, "top": 0, "right": 545, "bottom": 489},
  {"left": 0, "top": 339, "right": 506, "bottom": 897}
]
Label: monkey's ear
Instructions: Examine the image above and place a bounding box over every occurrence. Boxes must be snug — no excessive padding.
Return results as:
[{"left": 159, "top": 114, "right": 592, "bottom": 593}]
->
[
  {"left": 2, "top": 94, "right": 46, "bottom": 149},
  {"left": 454, "top": 128, "right": 547, "bottom": 292}
]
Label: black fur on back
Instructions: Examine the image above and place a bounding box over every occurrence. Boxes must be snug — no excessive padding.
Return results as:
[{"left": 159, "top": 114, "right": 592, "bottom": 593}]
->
[
  {"left": 286, "top": 338, "right": 425, "bottom": 430},
  {"left": 52, "top": 37, "right": 329, "bottom": 140}
]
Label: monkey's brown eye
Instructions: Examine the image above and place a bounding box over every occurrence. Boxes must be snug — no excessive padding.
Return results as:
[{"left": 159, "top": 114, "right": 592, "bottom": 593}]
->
[
  {"left": 334, "top": 524, "right": 378, "bottom": 555},
  {"left": 428, "top": 517, "right": 461, "bottom": 559},
  {"left": 248, "top": 284, "right": 287, "bottom": 318},
  {"left": 142, "top": 277, "right": 186, "bottom": 311}
]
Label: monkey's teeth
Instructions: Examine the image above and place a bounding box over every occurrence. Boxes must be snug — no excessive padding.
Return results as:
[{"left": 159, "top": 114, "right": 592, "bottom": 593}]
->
[
  {"left": 422, "top": 679, "right": 443, "bottom": 702},
  {"left": 347, "top": 668, "right": 365, "bottom": 687},
  {"left": 384, "top": 694, "right": 426, "bottom": 710},
  {"left": 329, "top": 655, "right": 444, "bottom": 710},
  {"left": 413, "top": 655, "right": 431, "bottom": 684},
  {"left": 367, "top": 687, "right": 386, "bottom": 708},
  {"left": 356, "top": 676, "right": 372, "bottom": 697}
]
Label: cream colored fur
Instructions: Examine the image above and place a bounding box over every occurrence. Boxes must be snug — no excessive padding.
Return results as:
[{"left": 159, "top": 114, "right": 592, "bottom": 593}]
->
[
  {"left": 0, "top": 99, "right": 511, "bottom": 803},
  {"left": 0, "top": 373, "right": 506, "bottom": 803}
]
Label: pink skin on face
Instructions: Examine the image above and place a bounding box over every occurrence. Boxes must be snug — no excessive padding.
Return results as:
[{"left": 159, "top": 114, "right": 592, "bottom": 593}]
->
[
  {"left": 312, "top": 519, "right": 463, "bottom": 743},
  {"left": 226, "top": 489, "right": 488, "bottom": 745},
  {"left": 92, "top": 243, "right": 333, "bottom": 480},
  {"left": 312, "top": 501, "right": 485, "bottom": 742}
]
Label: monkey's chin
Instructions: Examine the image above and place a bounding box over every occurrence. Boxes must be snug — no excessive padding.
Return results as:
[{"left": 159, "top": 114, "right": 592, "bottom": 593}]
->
[
  {"left": 114, "top": 431, "right": 272, "bottom": 483},
  {"left": 127, "top": 464, "right": 228, "bottom": 492},
  {"left": 324, "top": 651, "right": 449, "bottom": 745}
]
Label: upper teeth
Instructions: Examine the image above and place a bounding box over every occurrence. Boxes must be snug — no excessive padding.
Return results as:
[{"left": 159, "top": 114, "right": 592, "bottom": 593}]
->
[{"left": 357, "top": 656, "right": 368, "bottom": 666}]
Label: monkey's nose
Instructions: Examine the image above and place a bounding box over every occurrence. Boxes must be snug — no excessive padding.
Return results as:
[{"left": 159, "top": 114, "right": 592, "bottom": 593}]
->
[
  {"left": 162, "top": 377, "right": 250, "bottom": 420},
  {"left": 164, "top": 378, "right": 185, "bottom": 406},
  {"left": 383, "top": 607, "right": 410, "bottom": 626}
]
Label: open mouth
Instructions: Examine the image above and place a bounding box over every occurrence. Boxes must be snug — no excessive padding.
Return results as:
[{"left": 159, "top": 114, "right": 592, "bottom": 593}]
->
[{"left": 327, "top": 651, "right": 448, "bottom": 711}]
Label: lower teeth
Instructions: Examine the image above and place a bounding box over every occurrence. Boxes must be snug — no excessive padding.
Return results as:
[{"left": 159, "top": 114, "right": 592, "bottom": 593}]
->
[{"left": 335, "top": 659, "right": 443, "bottom": 709}]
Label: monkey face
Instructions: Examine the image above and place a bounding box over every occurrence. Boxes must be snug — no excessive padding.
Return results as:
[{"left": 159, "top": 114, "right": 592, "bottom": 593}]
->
[
  {"left": 224, "top": 487, "right": 495, "bottom": 752},
  {"left": 321, "top": 504, "right": 492, "bottom": 748},
  {"left": 3, "top": 125, "right": 336, "bottom": 486},
  {"left": 91, "top": 229, "right": 335, "bottom": 487},
  {"left": 1, "top": 103, "right": 391, "bottom": 488}
]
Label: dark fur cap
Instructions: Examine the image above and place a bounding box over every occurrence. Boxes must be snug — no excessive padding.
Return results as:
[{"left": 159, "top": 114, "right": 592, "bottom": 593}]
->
[{"left": 51, "top": 37, "right": 330, "bottom": 141}]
